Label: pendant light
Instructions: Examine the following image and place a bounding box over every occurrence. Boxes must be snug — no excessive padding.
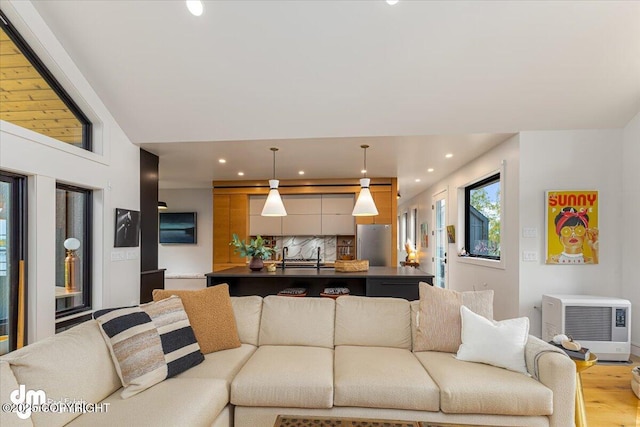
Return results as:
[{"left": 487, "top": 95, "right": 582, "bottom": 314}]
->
[
  {"left": 261, "top": 147, "right": 287, "bottom": 216},
  {"left": 352, "top": 144, "right": 379, "bottom": 216}
]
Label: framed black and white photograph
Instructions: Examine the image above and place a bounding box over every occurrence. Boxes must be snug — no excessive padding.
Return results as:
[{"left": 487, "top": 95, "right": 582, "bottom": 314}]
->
[
  {"left": 159, "top": 212, "right": 197, "bottom": 244},
  {"left": 114, "top": 208, "right": 140, "bottom": 247}
]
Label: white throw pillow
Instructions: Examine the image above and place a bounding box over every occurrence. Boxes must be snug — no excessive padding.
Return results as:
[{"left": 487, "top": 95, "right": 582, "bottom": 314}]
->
[{"left": 456, "top": 305, "right": 529, "bottom": 374}]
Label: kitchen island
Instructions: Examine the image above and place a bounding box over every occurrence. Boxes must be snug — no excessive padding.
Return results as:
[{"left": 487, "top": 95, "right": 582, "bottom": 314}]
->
[{"left": 205, "top": 266, "right": 434, "bottom": 300}]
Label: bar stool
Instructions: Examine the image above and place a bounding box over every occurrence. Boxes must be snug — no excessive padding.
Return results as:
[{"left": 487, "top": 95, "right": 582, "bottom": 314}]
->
[
  {"left": 277, "top": 287, "right": 307, "bottom": 297},
  {"left": 320, "top": 287, "right": 350, "bottom": 299}
]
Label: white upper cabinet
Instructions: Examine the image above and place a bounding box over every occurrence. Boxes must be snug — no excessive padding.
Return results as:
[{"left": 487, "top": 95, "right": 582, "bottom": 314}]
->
[
  {"left": 249, "top": 194, "right": 355, "bottom": 236},
  {"left": 282, "top": 195, "right": 322, "bottom": 214},
  {"left": 249, "top": 196, "right": 267, "bottom": 215},
  {"left": 282, "top": 214, "right": 322, "bottom": 236},
  {"left": 249, "top": 195, "right": 282, "bottom": 235},
  {"left": 250, "top": 215, "right": 282, "bottom": 236},
  {"left": 321, "top": 214, "right": 355, "bottom": 235},
  {"left": 321, "top": 194, "right": 355, "bottom": 214},
  {"left": 321, "top": 194, "right": 355, "bottom": 234}
]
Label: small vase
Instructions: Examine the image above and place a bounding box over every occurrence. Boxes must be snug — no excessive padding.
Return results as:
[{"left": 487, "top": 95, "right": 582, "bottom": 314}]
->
[{"left": 249, "top": 257, "right": 264, "bottom": 271}]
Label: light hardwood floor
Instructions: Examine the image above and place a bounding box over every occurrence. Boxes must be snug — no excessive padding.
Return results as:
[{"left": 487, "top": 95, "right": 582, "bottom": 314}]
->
[{"left": 582, "top": 355, "right": 639, "bottom": 427}]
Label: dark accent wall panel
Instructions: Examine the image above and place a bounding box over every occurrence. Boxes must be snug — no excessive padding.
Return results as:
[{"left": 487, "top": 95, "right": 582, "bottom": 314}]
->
[{"left": 140, "top": 149, "right": 159, "bottom": 272}]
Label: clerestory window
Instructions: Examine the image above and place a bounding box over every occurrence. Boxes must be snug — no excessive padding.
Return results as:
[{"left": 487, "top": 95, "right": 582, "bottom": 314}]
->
[{"left": 0, "top": 11, "right": 92, "bottom": 150}]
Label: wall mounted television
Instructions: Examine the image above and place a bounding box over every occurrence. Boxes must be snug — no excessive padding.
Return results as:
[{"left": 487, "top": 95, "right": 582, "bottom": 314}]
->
[{"left": 159, "top": 212, "right": 197, "bottom": 244}]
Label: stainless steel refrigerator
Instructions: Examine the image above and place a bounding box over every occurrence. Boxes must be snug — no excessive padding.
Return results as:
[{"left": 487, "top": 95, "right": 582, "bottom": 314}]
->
[{"left": 356, "top": 224, "right": 392, "bottom": 266}]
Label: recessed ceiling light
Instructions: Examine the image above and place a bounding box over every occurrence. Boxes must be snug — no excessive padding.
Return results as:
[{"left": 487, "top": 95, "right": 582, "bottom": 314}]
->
[
  {"left": 386, "top": 0, "right": 399, "bottom": 5},
  {"left": 237, "top": 172, "right": 244, "bottom": 176},
  {"left": 298, "top": 171, "right": 305, "bottom": 175},
  {"left": 427, "top": 168, "right": 434, "bottom": 172},
  {"left": 445, "top": 153, "right": 453, "bottom": 159},
  {"left": 218, "top": 159, "right": 226, "bottom": 164},
  {"left": 415, "top": 178, "right": 421, "bottom": 182},
  {"left": 186, "top": 0, "right": 204, "bottom": 16}
]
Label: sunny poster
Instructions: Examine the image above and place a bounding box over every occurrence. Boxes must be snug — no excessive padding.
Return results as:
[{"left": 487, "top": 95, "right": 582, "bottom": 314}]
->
[{"left": 545, "top": 190, "right": 599, "bottom": 265}]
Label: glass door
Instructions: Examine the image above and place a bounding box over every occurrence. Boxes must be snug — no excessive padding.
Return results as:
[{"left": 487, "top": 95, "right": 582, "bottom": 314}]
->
[
  {"left": 432, "top": 190, "right": 447, "bottom": 288},
  {"left": 0, "top": 172, "right": 26, "bottom": 355}
]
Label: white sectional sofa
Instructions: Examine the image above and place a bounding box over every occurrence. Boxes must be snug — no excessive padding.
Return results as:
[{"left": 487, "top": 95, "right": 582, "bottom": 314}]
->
[{"left": 1, "top": 295, "right": 576, "bottom": 427}]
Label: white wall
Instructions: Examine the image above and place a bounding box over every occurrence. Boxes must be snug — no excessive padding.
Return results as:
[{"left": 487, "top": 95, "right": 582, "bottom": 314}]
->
[
  {"left": 400, "top": 129, "right": 632, "bottom": 351},
  {"left": 399, "top": 135, "right": 520, "bottom": 321},
  {"left": 0, "top": 1, "right": 140, "bottom": 342},
  {"left": 158, "top": 189, "right": 213, "bottom": 277},
  {"left": 622, "top": 111, "right": 640, "bottom": 354},
  {"left": 519, "top": 129, "right": 624, "bottom": 337}
]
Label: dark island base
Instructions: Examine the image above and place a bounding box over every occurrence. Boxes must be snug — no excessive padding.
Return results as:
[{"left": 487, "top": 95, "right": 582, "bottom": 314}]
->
[{"left": 206, "top": 267, "right": 434, "bottom": 300}]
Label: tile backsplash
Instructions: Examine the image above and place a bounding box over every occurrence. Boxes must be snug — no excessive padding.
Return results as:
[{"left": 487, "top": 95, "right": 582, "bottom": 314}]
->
[{"left": 275, "top": 236, "right": 337, "bottom": 261}]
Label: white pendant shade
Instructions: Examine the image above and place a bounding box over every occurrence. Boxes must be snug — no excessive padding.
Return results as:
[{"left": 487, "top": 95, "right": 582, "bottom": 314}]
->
[
  {"left": 352, "top": 178, "right": 378, "bottom": 216},
  {"left": 261, "top": 179, "right": 287, "bottom": 216}
]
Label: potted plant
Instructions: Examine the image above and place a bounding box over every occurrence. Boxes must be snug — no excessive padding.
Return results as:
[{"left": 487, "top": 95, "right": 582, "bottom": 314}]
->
[{"left": 229, "top": 234, "right": 276, "bottom": 271}]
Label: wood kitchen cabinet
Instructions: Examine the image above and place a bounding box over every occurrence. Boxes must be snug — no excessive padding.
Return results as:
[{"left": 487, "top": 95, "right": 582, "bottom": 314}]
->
[
  {"left": 213, "top": 193, "right": 248, "bottom": 271},
  {"left": 355, "top": 188, "right": 393, "bottom": 225},
  {"left": 213, "top": 178, "right": 397, "bottom": 268}
]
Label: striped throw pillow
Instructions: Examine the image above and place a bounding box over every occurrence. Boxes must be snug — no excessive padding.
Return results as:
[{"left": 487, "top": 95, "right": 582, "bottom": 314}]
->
[{"left": 93, "top": 295, "right": 204, "bottom": 398}]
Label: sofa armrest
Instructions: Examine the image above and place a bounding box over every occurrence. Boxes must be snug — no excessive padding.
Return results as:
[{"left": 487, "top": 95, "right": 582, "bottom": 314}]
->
[{"left": 525, "top": 335, "right": 576, "bottom": 427}]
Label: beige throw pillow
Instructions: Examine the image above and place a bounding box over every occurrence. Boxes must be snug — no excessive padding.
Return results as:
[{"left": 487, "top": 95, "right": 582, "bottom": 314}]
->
[
  {"left": 414, "top": 282, "right": 493, "bottom": 353},
  {"left": 153, "top": 284, "right": 241, "bottom": 354}
]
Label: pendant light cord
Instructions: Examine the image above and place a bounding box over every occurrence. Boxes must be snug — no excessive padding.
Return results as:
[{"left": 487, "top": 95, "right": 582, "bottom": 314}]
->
[
  {"left": 270, "top": 147, "right": 279, "bottom": 180},
  {"left": 361, "top": 144, "right": 369, "bottom": 178}
]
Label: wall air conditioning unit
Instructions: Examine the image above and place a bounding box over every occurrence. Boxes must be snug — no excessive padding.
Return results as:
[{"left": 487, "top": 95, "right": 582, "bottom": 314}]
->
[{"left": 542, "top": 294, "right": 631, "bottom": 361}]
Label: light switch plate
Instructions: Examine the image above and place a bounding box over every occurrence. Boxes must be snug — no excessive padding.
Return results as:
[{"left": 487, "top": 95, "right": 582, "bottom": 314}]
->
[
  {"left": 522, "top": 251, "right": 538, "bottom": 262},
  {"left": 522, "top": 227, "right": 538, "bottom": 238},
  {"left": 111, "top": 251, "right": 125, "bottom": 261}
]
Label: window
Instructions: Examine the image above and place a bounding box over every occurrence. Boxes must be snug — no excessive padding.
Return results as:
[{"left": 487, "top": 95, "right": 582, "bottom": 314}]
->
[
  {"left": 401, "top": 212, "right": 408, "bottom": 246},
  {"left": 412, "top": 208, "right": 418, "bottom": 247},
  {"left": 0, "top": 11, "right": 92, "bottom": 150},
  {"left": 0, "top": 171, "right": 26, "bottom": 355},
  {"left": 465, "top": 173, "right": 501, "bottom": 260},
  {"left": 55, "top": 184, "right": 91, "bottom": 318}
]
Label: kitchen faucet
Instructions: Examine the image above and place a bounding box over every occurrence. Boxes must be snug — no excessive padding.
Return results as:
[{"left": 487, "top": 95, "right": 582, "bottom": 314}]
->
[
  {"left": 316, "top": 247, "right": 321, "bottom": 269},
  {"left": 282, "top": 246, "right": 288, "bottom": 269}
]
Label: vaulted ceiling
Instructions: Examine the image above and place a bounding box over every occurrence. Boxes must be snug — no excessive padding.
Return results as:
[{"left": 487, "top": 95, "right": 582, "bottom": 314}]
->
[{"left": 8, "top": 1, "right": 639, "bottom": 197}]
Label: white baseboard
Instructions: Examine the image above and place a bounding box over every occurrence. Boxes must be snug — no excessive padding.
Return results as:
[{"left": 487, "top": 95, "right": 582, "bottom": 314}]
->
[{"left": 631, "top": 342, "right": 639, "bottom": 358}]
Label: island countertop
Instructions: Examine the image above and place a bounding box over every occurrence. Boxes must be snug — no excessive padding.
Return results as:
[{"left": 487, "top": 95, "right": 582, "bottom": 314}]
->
[{"left": 206, "top": 266, "right": 434, "bottom": 299}]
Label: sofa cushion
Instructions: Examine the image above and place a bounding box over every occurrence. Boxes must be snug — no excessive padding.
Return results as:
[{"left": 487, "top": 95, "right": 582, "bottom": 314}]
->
[
  {"left": 231, "top": 296, "right": 263, "bottom": 346},
  {"left": 93, "top": 296, "right": 204, "bottom": 398},
  {"left": 0, "top": 361, "right": 33, "bottom": 427},
  {"left": 176, "top": 343, "right": 256, "bottom": 388},
  {"left": 259, "top": 296, "right": 335, "bottom": 348},
  {"left": 66, "top": 378, "right": 228, "bottom": 427},
  {"left": 335, "top": 296, "right": 411, "bottom": 349},
  {"left": 231, "top": 345, "right": 334, "bottom": 408},
  {"left": 414, "top": 282, "right": 493, "bottom": 353},
  {"left": 414, "top": 351, "right": 553, "bottom": 416},
  {"left": 334, "top": 346, "right": 440, "bottom": 411},
  {"left": 456, "top": 306, "right": 529, "bottom": 374},
  {"left": 1, "top": 320, "right": 121, "bottom": 426},
  {"left": 153, "top": 284, "right": 242, "bottom": 353}
]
